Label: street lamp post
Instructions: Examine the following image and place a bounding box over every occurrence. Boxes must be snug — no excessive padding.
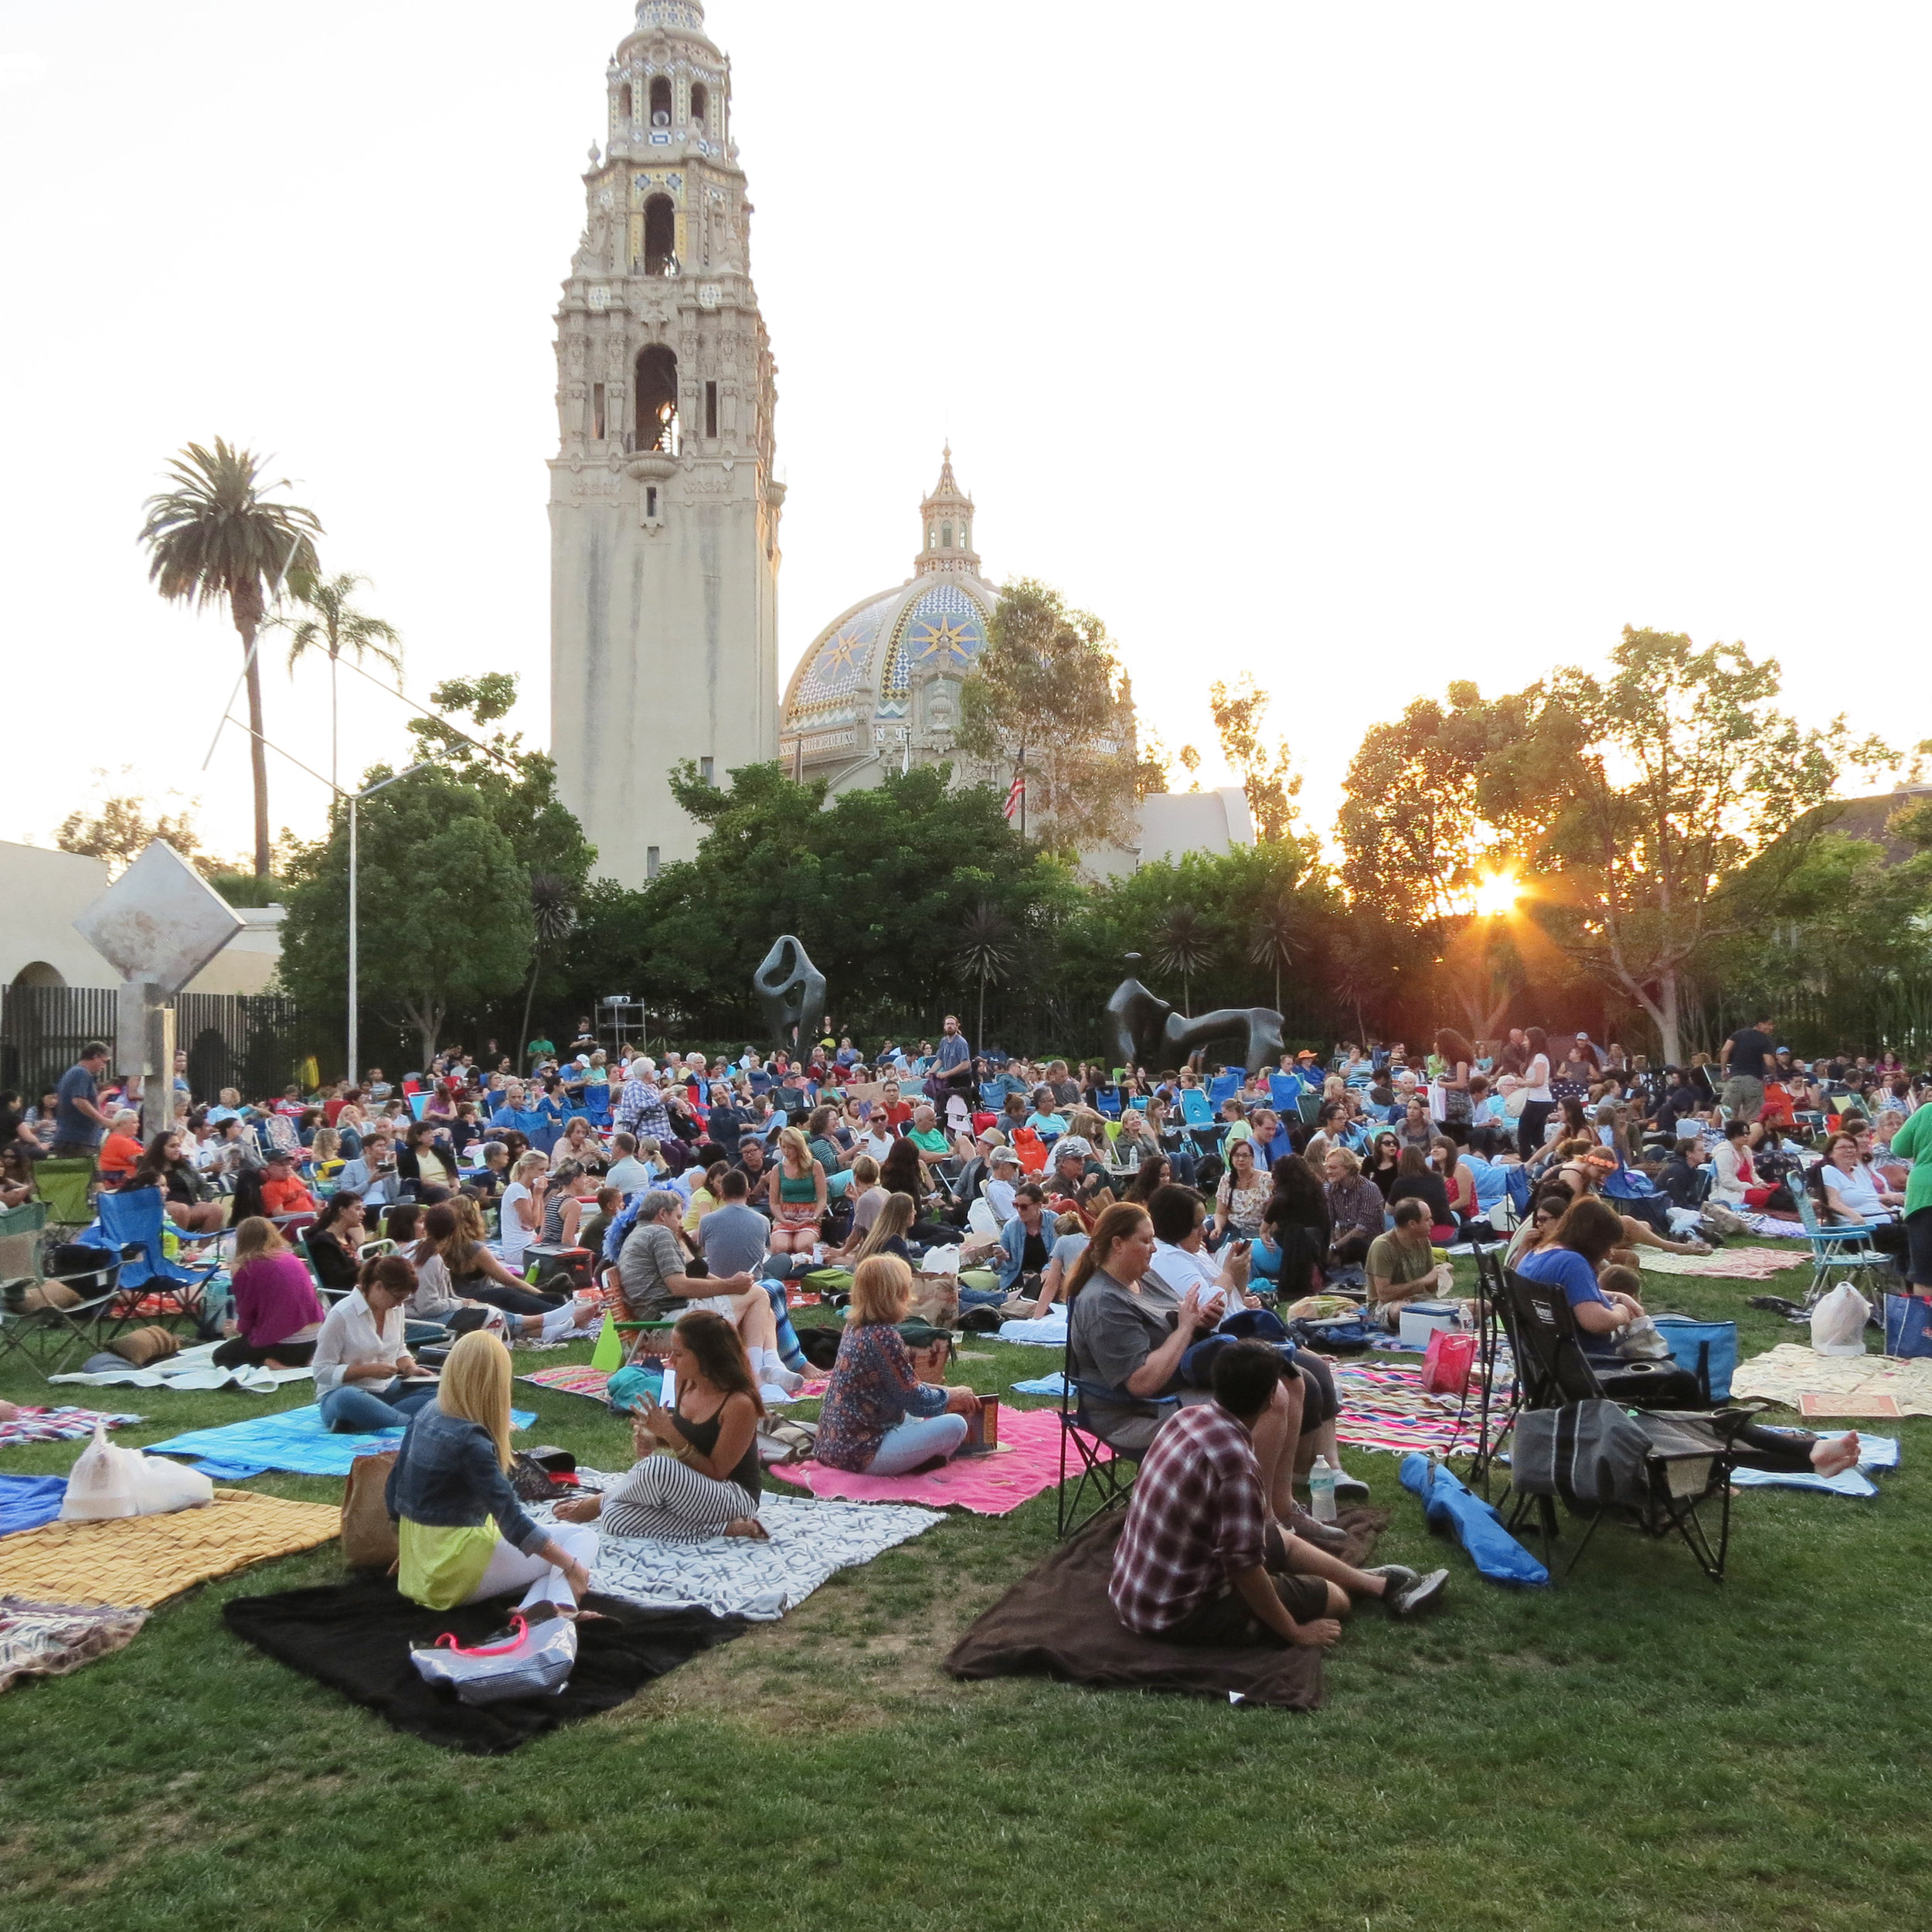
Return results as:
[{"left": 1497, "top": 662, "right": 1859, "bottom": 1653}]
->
[{"left": 346, "top": 764, "right": 430, "bottom": 1086}]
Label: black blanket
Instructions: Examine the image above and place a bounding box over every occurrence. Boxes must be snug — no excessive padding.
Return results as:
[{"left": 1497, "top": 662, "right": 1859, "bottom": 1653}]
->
[
  {"left": 944, "top": 1507, "right": 1386, "bottom": 1713},
  {"left": 223, "top": 1577, "right": 747, "bottom": 1754}
]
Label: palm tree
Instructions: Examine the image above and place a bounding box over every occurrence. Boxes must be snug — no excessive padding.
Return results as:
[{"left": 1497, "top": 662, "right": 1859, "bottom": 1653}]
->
[
  {"left": 1153, "top": 904, "right": 1216, "bottom": 1015},
  {"left": 957, "top": 900, "right": 1015, "bottom": 1051},
  {"left": 270, "top": 569, "right": 402, "bottom": 794},
  {"left": 139, "top": 441, "right": 321, "bottom": 876},
  {"left": 518, "top": 872, "right": 578, "bottom": 1061},
  {"left": 1247, "top": 903, "right": 1301, "bottom": 1013}
]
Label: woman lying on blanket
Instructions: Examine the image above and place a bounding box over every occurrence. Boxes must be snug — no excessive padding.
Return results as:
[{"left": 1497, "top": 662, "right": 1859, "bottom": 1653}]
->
[
  {"left": 815, "top": 1256, "right": 982, "bottom": 1475},
  {"left": 553, "top": 1310, "right": 770, "bottom": 1543},
  {"left": 212, "top": 1217, "right": 326, "bottom": 1369},
  {"left": 386, "top": 1330, "right": 597, "bottom": 1614},
  {"left": 1545, "top": 1145, "right": 1711, "bottom": 1260}
]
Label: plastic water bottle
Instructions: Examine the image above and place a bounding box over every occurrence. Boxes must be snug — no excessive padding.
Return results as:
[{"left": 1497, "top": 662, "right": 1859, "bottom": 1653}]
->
[{"left": 1309, "top": 1458, "right": 1339, "bottom": 1525}]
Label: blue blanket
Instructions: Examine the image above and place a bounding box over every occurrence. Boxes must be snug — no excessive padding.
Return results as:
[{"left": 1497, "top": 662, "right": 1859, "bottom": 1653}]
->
[
  {"left": 145, "top": 1404, "right": 537, "bottom": 1480},
  {"left": 0, "top": 1474, "right": 69, "bottom": 1537}
]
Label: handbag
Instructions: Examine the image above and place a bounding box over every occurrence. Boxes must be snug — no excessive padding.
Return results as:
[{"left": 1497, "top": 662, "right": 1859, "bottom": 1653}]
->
[
  {"left": 410, "top": 1609, "right": 578, "bottom": 1705},
  {"left": 1421, "top": 1328, "right": 1477, "bottom": 1396},
  {"left": 1883, "top": 1292, "right": 1932, "bottom": 1360},
  {"left": 340, "top": 1449, "right": 400, "bottom": 1570},
  {"left": 1505, "top": 1088, "right": 1528, "bottom": 1118}
]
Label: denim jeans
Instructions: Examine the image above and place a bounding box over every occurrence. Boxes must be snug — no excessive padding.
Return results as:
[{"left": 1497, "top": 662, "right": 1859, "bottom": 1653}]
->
[
  {"left": 866, "top": 1411, "right": 969, "bottom": 1475},
  {"left": 318, "top": 1379, "right": 438, "bottom": 1433}
]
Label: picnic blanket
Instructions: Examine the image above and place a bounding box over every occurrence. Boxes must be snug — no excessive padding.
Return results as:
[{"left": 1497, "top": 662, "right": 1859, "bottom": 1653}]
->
[
  {"left": 945, "top": 1505, "right": 1384, "bottom": 1710},
  {"left": 0, "top": 1488, "right": 340, "bottom": 1607},
  {"left": 544, "top": 1478, "right": 942, "bottom": 1620},
  {"left": 49, "top": 1340, "right": 312, "bottom": 1396},
  {"left": 1, "top": 1596, "right": 148, "bottom": 1693},
  {"left": 1010, "top": 1372, "right": 1068, "bottom": 1397},
  {"left": 995, "top": 1313, "right": 1070, "bottom": 1349},
  {"left": 0, "top": 1475, "right": 70, "bottom": 1538},
  {"left": 1729, "top": 1343, "right": 1932, "bottom": 1417},
  {"left": 1638, "top": 1246, "right": 1807, "bottom": 1280},
  {"left": 145, "top": 1403, "right": 537, "bottom": 1480},
  {"left": 1730, "top": 1430, "right": 1896, "bottom": 1495},
  {"left": 770, "top": 1404, "right": 1090, "bottom": 1514},
  {"left": 1331, "top": 1362, "right": 1476, "bottom": 1456},
  {"left": 0, "top": 1406, "right": 145, "bottom": 1450},
  {"left": 519, "top": 1363, "right": 828, "bottom": 1408},
  {"left": 223, "top": 1576, "right": 745, "bottom": 1756}
]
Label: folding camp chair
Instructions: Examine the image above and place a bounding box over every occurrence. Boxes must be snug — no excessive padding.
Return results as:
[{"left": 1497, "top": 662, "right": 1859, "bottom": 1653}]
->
[
  {"left": 1791, "top": 1192, "right": 1889, "bottom": 1307},
  {"left": 1094, "top": 1088, "right": 1122, "bottom": 1120},
  {"left": 1499, "top": 1264, "right": 1746, "bottom": 1582},
  {"left": 1268, "top": 1073, "right": 1300, "bottom": 1111},
  {"left": 34, "top": 1157, "right": 97, "bottom": 1232},
  {"left": 1206, "top": 1070, "right": 1240, "bottom": 1108},
  {"left": 1054, "top": 1309, "right": 1178, "bottom": 1539},
  {"left": 0, "top": 1204, "right": 136, "bottom": 1378},
  {"left": 92, "top": 1187, "right": 223, "bottom": 1333}
]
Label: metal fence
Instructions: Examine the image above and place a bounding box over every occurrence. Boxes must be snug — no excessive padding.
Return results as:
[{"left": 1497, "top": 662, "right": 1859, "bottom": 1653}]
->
[{"left": 0, "top": 984, "right": 316, "bottom": 1105}]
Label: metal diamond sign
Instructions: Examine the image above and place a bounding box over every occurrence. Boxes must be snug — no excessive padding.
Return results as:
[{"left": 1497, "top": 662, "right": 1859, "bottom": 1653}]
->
[{"left": 73, "top": 840, "right": 245, "bottom": 994}]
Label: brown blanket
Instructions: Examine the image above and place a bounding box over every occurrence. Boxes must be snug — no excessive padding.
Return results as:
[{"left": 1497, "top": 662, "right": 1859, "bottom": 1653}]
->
[{"left": 944, "top": 1506, "right": 1386, "bottom": 1711}]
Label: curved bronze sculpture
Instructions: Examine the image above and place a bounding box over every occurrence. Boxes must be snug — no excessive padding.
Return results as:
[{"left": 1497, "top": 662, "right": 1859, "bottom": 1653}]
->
[
  {"left": 1105, "top": 972, "right": 1284, "bottom": 1076},
  {"left": 753, "top": 936, "right": 828, "bottom": 1049}
]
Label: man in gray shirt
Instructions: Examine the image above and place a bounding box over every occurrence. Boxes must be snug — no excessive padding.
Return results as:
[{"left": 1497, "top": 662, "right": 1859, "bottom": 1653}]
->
[{"left": 698, "top": 1170, "right": 773, "bottom": 1280}]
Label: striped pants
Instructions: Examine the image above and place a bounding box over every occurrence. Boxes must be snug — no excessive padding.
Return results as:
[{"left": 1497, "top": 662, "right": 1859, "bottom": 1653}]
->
[{"left": 600, "top": 1454, "right": 758, "bottom": 1542}]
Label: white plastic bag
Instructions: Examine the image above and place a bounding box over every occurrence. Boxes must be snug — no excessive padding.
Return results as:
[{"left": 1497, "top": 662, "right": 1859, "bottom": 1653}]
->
[
  {"left": 1810, "top": 1283, "right": 1869, "bottom": 1359},
  {"left": 917, "top": 1246, "right": 963, "bottom": 1278},
  {"left": 58, "top": 1423, "right": 216, "bottom": 1521}
]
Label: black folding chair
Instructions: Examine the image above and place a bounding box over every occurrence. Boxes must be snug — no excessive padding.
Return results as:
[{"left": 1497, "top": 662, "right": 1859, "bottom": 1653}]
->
[
  {"left": 1053, "top": 1314, "right": 1178, "bottom": 1539},
  {"left": 1501, "top": 1265, "right": 1744, "bottom": 1583}
]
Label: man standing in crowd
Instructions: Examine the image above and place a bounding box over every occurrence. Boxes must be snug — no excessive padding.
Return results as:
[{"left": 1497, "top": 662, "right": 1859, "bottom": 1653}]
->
[
  {"left": 1721, "top": 1013, "right": 1775, "bottom": 1124},
  {"left": 936, "top": 1014, "right": 974, "bottom": 1091},
  {"left": 50, "top": 1041, "right": 113, "bottom": 1162}
]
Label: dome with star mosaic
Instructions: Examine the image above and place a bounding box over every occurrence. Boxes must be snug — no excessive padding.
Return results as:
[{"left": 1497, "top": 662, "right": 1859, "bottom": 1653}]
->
[{"left": 779, "top": 450, "right": 1000, "bottom": 791}]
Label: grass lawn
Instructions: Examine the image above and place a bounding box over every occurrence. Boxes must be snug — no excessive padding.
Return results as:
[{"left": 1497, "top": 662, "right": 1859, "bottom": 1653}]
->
[{"left": 2, "top": 1253, "right": 1929, "bottom": 1932}]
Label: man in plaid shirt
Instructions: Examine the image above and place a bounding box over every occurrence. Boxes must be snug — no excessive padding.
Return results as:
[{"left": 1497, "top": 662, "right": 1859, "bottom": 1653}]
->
[
  {"left": 1110, "top": 1343, "right": 1447, "bottom": 1646},
  {"left": 616, "top": 1063, "right": 672, "bottom": 1142}
]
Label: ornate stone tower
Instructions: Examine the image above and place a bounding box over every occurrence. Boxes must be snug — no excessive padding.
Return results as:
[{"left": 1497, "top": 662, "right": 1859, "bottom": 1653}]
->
[{"left": 549, "top": 0, "right": 782, "bottom": 882}]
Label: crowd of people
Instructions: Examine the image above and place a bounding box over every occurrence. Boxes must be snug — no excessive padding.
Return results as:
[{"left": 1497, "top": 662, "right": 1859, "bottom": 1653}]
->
[{"left": 3, "top": 1006, "right": 1927, "bottom": 1658}]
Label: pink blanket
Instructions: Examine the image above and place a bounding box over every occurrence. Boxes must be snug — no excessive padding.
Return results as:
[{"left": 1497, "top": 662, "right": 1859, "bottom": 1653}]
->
[{"left": 770, "top": 1404, "right": 1103, "bottom": 1514}]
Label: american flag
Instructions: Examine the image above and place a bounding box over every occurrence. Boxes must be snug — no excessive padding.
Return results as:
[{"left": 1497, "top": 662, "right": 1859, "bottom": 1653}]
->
[{"left": 1002, "top": 772, "right": 1026, "bottom": 821}]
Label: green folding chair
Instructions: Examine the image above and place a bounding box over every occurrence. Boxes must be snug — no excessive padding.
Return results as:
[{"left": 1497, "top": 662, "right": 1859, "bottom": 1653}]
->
[
  {"left": 0, "top": 1204, "right": 135, "bottom": 1379},
  {"left": 36, "top": 1158, "right": 97, "bottom": 1230}
]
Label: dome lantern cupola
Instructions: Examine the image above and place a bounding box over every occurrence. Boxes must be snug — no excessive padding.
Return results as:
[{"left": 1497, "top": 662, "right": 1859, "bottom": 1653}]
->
[{"left": 916, "top": 445, "right": 979, "bottom": 579}]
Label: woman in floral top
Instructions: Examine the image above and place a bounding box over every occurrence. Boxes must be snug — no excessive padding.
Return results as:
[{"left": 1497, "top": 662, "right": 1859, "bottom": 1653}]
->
[
  {"left": 815, "top": 1257, "right": 981, "bottom": 1475},
  {"left": 1214, "top": 1136, "right": 1270, "bottom": 1243}
]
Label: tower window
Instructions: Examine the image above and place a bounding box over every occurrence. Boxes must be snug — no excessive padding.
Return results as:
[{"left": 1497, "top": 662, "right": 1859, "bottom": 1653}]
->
[
  {"left": 642, "top": 193, "right": 676, "bottom": 275},
  {"left": 927, "top": 526, "right": 936, "bottom": 549},
  {"left": 690, "top": 82, "right": 709, "bottom": 129},
  {"left": 646, "top": 845, "right": 661, "bottom": 879},
  {"left": 645, "top": 485, "right": 658, "bottom": 517},
  {"left": 961, "top": 523, "right": 970, "bottom": 548},
  {"left": 942, "top": 522, "right": 953, "bottom": 547},
  {"left": 649, "top": 76, "right": 672, "bottom": 123},
  {"left": 619, "top": 82, "right": 633, "bottom": 124},
  {"left": 634, "top": 344, "right": 679, "bottom": 451},
  {"left": 699, "top": 756, "right": 715, "bottom": 784},
  {"left": 705, "top": 380, "right": 718, "bottom": 438},
  {"left": 593, "top": 383, "right": 606, "bottom": 440}
]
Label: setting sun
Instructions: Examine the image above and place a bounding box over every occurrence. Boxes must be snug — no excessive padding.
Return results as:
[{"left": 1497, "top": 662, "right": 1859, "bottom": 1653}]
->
[{"left": 1471, "top": 871, "right": 1522, "bottom": 917}]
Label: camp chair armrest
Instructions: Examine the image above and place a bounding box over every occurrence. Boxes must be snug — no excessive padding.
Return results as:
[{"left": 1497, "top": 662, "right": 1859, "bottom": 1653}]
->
[{"left": 1066, "top": 1379, "right": 1181, "bottom": 1411}]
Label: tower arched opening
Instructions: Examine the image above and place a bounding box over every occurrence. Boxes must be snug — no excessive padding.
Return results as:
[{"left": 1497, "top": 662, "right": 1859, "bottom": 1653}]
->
[
  {"left": 690, "top": 82, "right": 709, "bottom": 129},
  {"left": 643, "top": 193, "right": 676, "bottom": 275},
  {"left": 619, "top": 82, "right": 633, "bottom": 124},
  {"left": 649, "top": 76, "right": 672, "bottom": 124},
  {"left": 634, "top": 345, "right": 679, "bottom": 452}
]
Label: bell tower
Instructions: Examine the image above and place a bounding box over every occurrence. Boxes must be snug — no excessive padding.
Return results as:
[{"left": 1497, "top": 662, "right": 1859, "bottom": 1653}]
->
[{"left": 549, "top": 0, "right": 783, "bottom": 882}]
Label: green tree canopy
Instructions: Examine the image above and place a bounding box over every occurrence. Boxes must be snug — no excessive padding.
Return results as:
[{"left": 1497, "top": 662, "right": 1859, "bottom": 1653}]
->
[
  {"left": 278, "top": 765, "right": 536, "bottom": 1070},
  {"left": 1209, "top": 674, "right": 1301, "bottom": 842},
  {"left": 956, "top": 578, "right": 1141, "bottom": 855}
]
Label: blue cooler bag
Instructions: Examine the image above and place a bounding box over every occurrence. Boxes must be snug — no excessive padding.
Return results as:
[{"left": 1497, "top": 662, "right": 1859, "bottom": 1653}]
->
[
  {"left": 1651, "top": 1315, "right": 1739, "bottom": 1402},
  {"left": 1884, "top": 1293, "right": 1932, "bottom": 1360}
]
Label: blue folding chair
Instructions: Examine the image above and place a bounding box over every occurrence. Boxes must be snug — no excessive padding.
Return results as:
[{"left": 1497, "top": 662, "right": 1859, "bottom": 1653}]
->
[
  {"left": 1178, "top": 1088, "right": 1215, "bottom": 1131},
  {"left": 92, "top": 1187, "right": 222, "bottom": 1328},
  {"left": 1094, "top": 1088, "right": 1122, "bottom": 1120},
  {"left": 1207, "top": 1070, "right": 1240, "bottom": 1108},
  {"left": 1791, "top": 1191, "right": 1889, "bottom": 1305},
  {"left": 1268, "top": 1073, "right": 1300, "bottom": 1111}
]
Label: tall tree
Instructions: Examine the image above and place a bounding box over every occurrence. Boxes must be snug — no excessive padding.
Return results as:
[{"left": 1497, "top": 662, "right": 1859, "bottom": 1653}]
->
[
  {"left": 1209, "top": 674, "right": 1301, "bottom": 841},
  {"left": 957, "top": 900, "right": 1016, "bottom": 1052},
  {"left": 56, "top": 780, "right": 206, "bottom": 879},
  {"left": 138, "top": 440, "right": 321, "bottom": 876},
  {"left": 1152, "top": 904, "right": 1217, "bottom": 1016},
  {"left": 278, "top": 765, "right": 535, "bottom": 1070},
  {"left": 957, "top": 578, "right": 1141, "bottom": 855},
  {"left": 518, "top": 872, "right": 579, "bottom": 1058},
  {"left": 1486, "top": 628, "right": 1893, "bottom": 1061},
  {"left": 270, "top": 569, "right": 402, "bottom": 793}
]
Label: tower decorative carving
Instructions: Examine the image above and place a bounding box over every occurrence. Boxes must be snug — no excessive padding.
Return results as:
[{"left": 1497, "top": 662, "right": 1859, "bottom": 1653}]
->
[{"left": 549, "top": 0, "right": 781, "bottom": 882}]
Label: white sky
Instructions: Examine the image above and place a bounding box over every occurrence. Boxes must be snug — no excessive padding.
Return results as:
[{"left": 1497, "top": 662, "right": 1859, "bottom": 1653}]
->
[{"left": 3, "top": 1, "right": 1928, "bottom": 869}]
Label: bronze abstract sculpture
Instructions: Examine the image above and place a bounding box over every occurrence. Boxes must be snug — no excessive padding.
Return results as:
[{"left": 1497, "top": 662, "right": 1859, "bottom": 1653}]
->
[
  {"left": 1105, "top": 971, "right": 1284, "bottom": 1076},
  {"left": 753, "top": 936, "right": 828, "bottom": 1048}
]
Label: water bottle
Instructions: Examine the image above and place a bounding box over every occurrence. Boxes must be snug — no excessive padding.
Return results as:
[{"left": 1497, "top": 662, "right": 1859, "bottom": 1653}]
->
[{"left": 1309, "top": 1457, "right": 1339, "bottom": 1525}]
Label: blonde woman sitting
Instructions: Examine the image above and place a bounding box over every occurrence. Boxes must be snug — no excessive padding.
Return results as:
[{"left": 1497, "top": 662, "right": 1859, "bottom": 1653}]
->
[
  {"left": 765, "top": 1125, "right": 828, "bottom": 1255},
  {"left": 554, "top": 1310, "right": 768, "bottom": 1542},
  {"left": 815, "top": 1255, "right": 981, "bottom": 1475},
  {"left": 385, "top": 1330, "right": 597, "bottom": 1613}
]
